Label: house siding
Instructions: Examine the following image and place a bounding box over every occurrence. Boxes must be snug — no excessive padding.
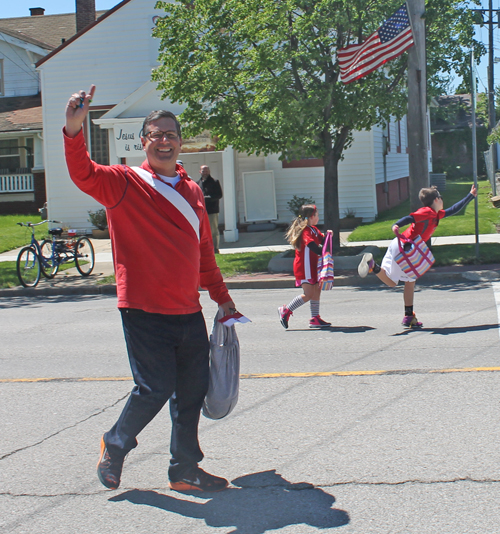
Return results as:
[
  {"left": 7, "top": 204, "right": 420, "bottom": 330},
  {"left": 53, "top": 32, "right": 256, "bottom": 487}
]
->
[
  {"left": 39, "top": 0, "right": 168, "bottom": 229},
  {"left": 0, "top": 41, "right": 44, "bottom": 97}
]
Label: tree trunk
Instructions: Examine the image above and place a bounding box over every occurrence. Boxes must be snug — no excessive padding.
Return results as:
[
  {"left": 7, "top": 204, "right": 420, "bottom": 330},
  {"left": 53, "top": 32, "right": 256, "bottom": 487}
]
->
[
  {"left": 322, "top": 127, "right": 350, "bottom": 251},
  {"left": 323, "top": 147, "right": 341, "bottom": 251}
]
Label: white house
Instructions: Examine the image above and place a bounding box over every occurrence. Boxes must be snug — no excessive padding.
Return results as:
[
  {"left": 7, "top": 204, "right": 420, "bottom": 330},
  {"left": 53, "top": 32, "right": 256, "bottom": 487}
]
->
[
  {"left": 0, "top": 5, "right": 107, "bottom": 215},
  {"left": 36, "top": 0, "right": 430, "bottom": 241},
  {"left": 0, "top": 27, "right": 49, "bottom": 213}
]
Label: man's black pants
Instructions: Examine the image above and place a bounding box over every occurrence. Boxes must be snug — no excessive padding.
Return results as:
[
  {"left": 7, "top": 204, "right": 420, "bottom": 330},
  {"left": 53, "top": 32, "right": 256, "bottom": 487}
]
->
[{"left": 105, "top": 308, "right": 210, "bottom": 482}]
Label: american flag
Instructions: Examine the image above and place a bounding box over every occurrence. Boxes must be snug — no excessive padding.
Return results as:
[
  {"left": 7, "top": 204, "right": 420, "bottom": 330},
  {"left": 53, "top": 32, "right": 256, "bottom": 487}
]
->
[{"left": 338, "top": 3, "right": 414, "bottom": 84}]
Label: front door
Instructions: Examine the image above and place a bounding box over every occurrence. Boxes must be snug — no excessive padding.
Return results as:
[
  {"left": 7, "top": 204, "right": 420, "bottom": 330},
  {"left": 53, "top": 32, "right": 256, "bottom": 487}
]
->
[{"left": 180, "top": 152, "right": 224, "bottom": 224}]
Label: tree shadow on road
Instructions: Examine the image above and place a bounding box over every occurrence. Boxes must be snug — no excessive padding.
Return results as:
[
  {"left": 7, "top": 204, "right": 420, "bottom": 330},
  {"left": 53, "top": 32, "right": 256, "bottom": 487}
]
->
[
  {"left": 110, "top": 469, "right": 349, "bottom": 533},
  {"left": 392, "top": 323, "right": 500, "bottom": 336}
]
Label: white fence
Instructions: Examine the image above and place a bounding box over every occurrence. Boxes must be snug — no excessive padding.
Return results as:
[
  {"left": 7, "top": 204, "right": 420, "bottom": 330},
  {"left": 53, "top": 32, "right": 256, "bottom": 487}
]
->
[{"left": 0, "top": 173, "right": 34, "bottom": 193}]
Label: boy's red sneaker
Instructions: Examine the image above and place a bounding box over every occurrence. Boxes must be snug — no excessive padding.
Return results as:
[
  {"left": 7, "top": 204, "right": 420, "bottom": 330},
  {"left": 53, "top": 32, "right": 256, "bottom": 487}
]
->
[
  {"left": 358, "top": 253, "right": 374, "bottom": 278},
  {"left": 402, "top": 313, "right": 423, "bottom": 328},
  {"left": 309, "top": 316, "right": 331, "bottom": 329}
]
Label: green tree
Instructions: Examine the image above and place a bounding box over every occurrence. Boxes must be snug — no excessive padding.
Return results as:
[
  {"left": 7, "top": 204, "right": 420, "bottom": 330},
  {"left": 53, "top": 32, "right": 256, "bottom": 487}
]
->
[{"left": 153, "top": 0, "right": 483, "bottom": 249}]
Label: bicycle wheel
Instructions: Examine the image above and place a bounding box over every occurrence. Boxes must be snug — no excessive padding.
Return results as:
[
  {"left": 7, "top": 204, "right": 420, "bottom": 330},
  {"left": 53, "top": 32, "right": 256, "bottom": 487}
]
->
[
  {"left": 16, "top": 246, "right": 41, "bottom": 288},
  {"left": 74, "top": 237, "right": 95, "bottom": 276},
  {"left": 40, "top": 239, "right": 59, "bottom": 278}
]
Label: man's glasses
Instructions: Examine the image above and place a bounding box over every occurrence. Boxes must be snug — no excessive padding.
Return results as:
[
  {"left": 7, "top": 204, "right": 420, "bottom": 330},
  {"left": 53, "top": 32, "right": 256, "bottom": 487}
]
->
[{"left": 144, "top": 130, "right": 179, "bottom": 142}]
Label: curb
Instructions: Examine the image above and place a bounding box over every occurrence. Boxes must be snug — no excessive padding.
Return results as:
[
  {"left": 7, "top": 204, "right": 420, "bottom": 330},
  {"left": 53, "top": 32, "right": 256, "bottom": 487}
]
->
[{"left": 1, "top": 269, "right": 498, "bottom": 297}]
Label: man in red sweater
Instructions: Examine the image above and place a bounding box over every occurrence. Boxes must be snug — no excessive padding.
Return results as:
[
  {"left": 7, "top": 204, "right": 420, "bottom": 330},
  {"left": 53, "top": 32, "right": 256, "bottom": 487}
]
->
[{"left": 65, "top": 85, "right": 235, "bottom": 492}]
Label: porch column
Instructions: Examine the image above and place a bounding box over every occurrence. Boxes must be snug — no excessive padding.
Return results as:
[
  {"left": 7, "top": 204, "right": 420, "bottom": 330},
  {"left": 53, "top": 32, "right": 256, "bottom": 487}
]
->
[{"left": 222, "top": 146, "right": 239, "bottom": 242}]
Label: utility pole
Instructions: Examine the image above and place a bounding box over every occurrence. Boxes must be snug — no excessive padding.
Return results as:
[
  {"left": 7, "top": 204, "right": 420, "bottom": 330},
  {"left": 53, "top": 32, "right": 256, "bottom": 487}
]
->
[
  {"left": 488, "top": 0, "right": 496, "bottom": 136},
  {"left": 472, "top": 2, "right": 498, "bottom": 171},
  {"left": 407, "top": 0, "right": 428, "bottom": 212},
  {"left": 471, "top": 51, "right": 480, "bottom": 259}
]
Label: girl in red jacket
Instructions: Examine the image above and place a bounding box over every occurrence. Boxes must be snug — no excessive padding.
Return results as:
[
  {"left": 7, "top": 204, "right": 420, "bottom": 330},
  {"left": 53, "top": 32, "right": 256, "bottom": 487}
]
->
[{"left": 278, "top": 204, "right": 333, "bottom": 329}]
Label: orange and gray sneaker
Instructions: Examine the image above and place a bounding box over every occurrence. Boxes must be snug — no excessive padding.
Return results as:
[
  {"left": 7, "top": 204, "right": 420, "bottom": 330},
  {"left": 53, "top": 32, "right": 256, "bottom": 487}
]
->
[
  {"left": 97, "top": 435, "right": 125, "bottom": 490},
  {"left": 169, "top": 466, "right": 228, "bottom": 493},
  {"left": 402, "top": 312, "right": 423, "bottom": 328}
]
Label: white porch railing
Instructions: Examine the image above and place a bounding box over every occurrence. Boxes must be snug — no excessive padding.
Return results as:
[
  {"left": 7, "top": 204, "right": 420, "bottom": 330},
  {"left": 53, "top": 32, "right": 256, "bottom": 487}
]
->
[{"left": 0, "top": 173, "right": 34, "bottom": 193}]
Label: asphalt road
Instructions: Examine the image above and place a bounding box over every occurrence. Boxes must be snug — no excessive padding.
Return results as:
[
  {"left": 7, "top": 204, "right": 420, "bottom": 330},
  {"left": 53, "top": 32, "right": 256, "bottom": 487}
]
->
[{"left": 1, "top": 281, "right": 500, "bottom": 533}]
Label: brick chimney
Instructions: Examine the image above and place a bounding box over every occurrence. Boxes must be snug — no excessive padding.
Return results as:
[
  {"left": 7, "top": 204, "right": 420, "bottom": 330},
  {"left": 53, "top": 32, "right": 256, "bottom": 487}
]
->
[
  {"left": 76, "top": 0, "right": 96, "bottom": 33},
  {"left": 29, "top": 7, "right": 45, "bottom": 16}
]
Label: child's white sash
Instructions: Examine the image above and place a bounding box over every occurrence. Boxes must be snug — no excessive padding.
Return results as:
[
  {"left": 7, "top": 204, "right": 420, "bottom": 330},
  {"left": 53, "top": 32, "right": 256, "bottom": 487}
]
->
[{"left": 131, "top": 166, "right": 200, "bottom": 241}]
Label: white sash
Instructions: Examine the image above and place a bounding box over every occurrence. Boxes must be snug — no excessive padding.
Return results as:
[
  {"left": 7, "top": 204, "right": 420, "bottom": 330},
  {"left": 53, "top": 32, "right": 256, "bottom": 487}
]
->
[{"left": 131, "top": 166, "right": 200, "bottom": 241}]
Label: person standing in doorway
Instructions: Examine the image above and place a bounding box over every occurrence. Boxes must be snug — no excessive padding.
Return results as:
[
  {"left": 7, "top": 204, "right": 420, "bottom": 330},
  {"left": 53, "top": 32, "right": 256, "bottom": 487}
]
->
[{"left": 198, "top": 165, "right": 223, "bottom": 253}]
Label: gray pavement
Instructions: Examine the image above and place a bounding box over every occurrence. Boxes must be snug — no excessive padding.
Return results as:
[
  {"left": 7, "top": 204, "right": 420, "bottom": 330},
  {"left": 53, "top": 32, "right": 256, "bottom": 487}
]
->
[
  {"left": 0, "top": 230, "right": 499, "bottom": 296},
  {"left": 2, "top": 285, "right": 500, "bottom": 533}
]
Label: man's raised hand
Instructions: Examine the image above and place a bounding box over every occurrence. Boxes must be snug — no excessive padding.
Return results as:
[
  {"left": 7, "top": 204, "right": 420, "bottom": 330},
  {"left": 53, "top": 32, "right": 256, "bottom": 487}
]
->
[{"left": 65, "top": 85, "right": 96, "bottom": 138}]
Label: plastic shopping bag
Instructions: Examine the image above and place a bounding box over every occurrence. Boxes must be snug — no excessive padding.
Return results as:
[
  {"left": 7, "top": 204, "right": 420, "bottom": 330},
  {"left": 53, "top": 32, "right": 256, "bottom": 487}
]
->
[
  {"left": 202, "top": 307, "right": 240, "bottom": 420},
  {"left": 317, "top": 232, "right": 334, "bottom": 290},
  {"left": 394, "top": 234, "right": 435, "bottom": 280}
]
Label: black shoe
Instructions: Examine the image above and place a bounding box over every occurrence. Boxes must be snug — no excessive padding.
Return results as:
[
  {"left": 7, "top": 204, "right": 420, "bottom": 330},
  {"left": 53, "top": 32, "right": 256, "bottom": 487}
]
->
[
  {"left": 97, "top": 435, "right": 124, "bottom": 490},
  {"left": 169, "top": 466, "right": 228, "bottom": 493}
]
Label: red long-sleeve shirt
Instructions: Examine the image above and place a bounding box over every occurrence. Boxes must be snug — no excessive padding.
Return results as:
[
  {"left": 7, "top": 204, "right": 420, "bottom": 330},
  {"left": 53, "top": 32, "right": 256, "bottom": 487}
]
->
[{"left": 64, "top": 129, "right": 231, "bottom": 315}]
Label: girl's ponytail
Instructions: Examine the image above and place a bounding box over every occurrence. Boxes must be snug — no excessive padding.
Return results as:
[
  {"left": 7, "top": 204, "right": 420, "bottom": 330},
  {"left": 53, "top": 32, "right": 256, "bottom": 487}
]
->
[{"left": 285, "top": 204, "right": 318, "bottom": 249}]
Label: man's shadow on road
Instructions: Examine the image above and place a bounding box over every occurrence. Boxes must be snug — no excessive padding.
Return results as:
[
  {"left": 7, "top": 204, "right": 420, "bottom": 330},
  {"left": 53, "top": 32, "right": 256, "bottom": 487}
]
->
[
  {"left": 392, "top": 323, "right": 500, "bottom": 336},
  {"left": 289, "top": 326, "right": 375, "bottom": 333},
  {"left": 110, "top": 469, "right": 349, "bottom": 533}
]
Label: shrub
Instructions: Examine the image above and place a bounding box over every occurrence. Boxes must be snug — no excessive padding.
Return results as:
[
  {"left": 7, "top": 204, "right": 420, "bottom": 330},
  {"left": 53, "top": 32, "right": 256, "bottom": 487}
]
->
[
  {"left": 88, "top": 208, "right": 108, "bottom": 230},
  {"left": 287, "top": 195, "right": 315, "bottom": 217}
]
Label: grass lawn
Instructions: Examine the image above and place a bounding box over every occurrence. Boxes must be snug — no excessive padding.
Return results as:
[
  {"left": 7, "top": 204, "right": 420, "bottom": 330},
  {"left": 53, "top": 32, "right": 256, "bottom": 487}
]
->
[
  {"left": 348, "top": 178, "right": 500, "bottom": 242},
  {"left": 0, "top": 213, "right": 47, "bottom": 254},
  {"left": 0, "top": 259, "right": 83, "bottom": 289},
  {"left": 216, "top": 251, "right": 278, "bottom": 277},
  {"left": 0, "top": 262, "right": 20, "bottom": 288}
]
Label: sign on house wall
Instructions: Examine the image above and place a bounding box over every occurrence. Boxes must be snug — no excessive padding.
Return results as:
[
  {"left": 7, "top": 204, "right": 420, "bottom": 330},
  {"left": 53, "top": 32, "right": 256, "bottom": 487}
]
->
[
  {"left": 113, "top": 123, "right": 218, "bottom": 158},
  {"left": 113, "top": 122, "right": 143, "bottom": 158}
]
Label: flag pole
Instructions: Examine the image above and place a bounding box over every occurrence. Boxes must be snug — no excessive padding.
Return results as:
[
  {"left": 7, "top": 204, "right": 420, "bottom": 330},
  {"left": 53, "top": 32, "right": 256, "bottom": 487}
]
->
[
  {"left": 471, "top": 50, "right": 480, "bottom": 259},
  {"left": 406, "top": 0, "right": 428, "bottom": 212}
]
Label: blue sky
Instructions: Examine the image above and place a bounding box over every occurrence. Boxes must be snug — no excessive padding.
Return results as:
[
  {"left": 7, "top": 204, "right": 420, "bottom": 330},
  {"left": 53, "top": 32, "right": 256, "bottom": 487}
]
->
[
  {"left": 3, "top": 1, "right": 119, "bottom": 18},
  {"left": 471, "top": 0, "right": 500, "bottom": 95},
  {"left": 3, "top": 0, "right": 499, "bottom": 95}
]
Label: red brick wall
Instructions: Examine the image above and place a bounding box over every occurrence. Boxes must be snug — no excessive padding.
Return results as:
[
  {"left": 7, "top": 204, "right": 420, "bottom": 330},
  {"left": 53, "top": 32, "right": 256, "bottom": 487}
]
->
[
  {"left": 76, "top": 0, "right": 96, "bottom": 33},
  {"left": 376, "top": 176, "right": 409, "bottom": 214}
]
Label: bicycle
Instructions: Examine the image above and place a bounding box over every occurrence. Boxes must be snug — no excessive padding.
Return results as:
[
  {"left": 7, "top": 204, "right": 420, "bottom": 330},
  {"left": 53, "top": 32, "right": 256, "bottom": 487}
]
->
[{"left": 16, "top": 220, "right": 95, "bottom": 288}]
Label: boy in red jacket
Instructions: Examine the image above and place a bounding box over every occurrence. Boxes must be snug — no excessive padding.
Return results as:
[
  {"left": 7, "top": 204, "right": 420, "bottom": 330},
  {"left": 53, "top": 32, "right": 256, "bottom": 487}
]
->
[{"left": 358, "top": 184, "right": 477, "bottom": 327}]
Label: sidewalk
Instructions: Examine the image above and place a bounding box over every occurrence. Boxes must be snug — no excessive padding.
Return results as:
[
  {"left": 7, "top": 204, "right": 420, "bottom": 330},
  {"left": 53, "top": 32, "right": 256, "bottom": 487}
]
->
[{"left": 1, "top": 229, "right": 499, "bottom": 296}]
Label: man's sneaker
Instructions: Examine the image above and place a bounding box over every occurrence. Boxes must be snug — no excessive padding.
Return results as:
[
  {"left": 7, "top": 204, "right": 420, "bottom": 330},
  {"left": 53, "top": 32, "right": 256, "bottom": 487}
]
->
[
  {"left": 169, "top": 467, "right": 228, "bottom": 493},
  {"left": 278, "top": 305, "right": 293, "bottom": 329},
  {"left": 402, "top": 313, "right": 423, "bottom": 328},
  {"left": 358, "top": 253, "right": 374, "bottom": 278},
  {"left": 97, "top": 435, "right": 124, "bottom": 490},
  {"left": 309, "top": 316, "right": 331, "bottom": 329}
]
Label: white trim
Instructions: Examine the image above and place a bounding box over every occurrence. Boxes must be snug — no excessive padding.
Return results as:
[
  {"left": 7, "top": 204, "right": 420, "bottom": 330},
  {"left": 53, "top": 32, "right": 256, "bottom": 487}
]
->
[{"left": 131, "top": 166, "right": 200, "bottom": 241}]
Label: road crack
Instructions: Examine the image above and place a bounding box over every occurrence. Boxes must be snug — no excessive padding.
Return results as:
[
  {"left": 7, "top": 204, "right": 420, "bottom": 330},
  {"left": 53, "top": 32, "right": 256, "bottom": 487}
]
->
[{"left": 0, "top": 393, "right": 129, "bottom": 461}]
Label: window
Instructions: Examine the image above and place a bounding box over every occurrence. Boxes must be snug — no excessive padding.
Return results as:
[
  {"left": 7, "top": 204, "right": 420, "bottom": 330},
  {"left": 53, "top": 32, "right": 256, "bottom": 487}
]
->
[
  {"left": 282, "top": 157, "right": 323, "bottom": 168},
  {"left": 383, "top": 121, "right": 390, "bottom": 154},
  {"left": 0, "top": 60, "right": 4, "bottom": 96},
  {"left": 0, "top": 137, "right": 33, "bottom": 173},
  {"left": 395, "top": 120, "right": 401, "bottom": 153},
  {"left": 89, "top": 110, "right": 109, "bottom": 165}
]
